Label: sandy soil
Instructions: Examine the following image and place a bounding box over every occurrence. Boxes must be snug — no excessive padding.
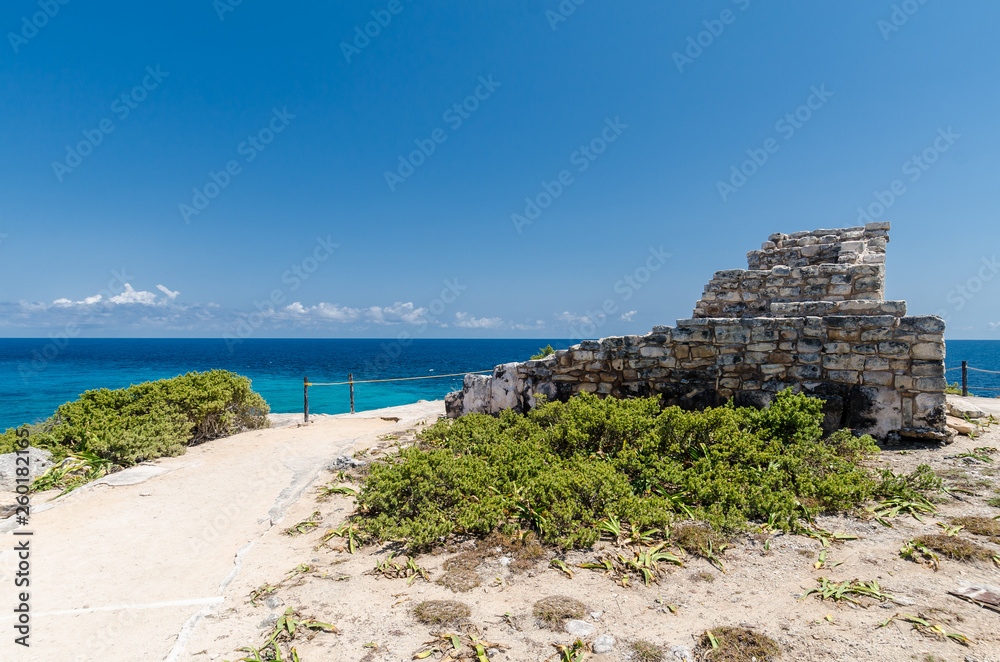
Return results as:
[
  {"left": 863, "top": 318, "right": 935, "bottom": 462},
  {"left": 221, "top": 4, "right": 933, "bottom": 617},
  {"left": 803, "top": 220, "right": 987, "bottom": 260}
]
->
[
  {"left": 3, "top": 396, "right": 1000, "bottom": 662},
  {"left": 0, "top": 401, "right": 443, "bottom": 662}
]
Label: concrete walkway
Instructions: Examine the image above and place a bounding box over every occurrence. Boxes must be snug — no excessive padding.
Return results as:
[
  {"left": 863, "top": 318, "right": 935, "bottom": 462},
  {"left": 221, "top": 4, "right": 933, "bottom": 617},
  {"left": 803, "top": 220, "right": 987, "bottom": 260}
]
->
[{"left": 0, "top": 401, "right": 444, "bottom": 662}]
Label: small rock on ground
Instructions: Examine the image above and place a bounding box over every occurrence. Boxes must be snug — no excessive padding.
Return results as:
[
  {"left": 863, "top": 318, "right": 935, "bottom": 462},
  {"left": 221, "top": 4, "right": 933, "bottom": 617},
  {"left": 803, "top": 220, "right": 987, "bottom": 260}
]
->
[
  {"left": 593, "top": 634, "right": 615, "bottom": 653},
  {"left": 671, "top": 645, "right": 694, "bottom": 661},
  {"left": 564, "top": 619, "right": 595, "bottom": 637},
  {"left": 0, "top": 447, "right": 53, "bottom": 491}
]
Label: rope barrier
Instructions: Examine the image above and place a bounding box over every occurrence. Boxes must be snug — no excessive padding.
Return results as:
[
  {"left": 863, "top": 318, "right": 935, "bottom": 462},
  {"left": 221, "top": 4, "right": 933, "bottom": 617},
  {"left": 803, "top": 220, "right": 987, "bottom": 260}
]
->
[
  {"left": 301, "top": 359, "right": 999, "bottom": 422},
  {"left": 306, "top": 369, "right": 493, "bottom": 387}
]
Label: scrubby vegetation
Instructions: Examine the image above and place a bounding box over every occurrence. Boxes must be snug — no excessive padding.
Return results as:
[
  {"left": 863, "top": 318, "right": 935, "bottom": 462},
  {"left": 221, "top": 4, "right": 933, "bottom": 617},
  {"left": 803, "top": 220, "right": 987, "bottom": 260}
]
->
[
  {"left": 356, "top": 390, "right": 937, "bottom": 550},
  {"left": 412, "top": 600, "right": 471, "bottom": 626},
  {"left": 696, "top": 626, "right": 781, "bottom": 661},
  {"left": 1, "top": 370, "right": 269, "bottom": 490},
  {"left": 530, "top": 344, "right": 555, "bottom": 360},
  {"left": 532, "top": 595, "right": 586, "bottom": 628}
]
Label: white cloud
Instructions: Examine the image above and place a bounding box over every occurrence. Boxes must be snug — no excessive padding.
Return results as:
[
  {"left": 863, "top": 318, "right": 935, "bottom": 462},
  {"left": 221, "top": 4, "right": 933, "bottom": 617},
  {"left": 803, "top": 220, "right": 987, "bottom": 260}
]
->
[
  {"left": 365, "top": 302, "right": 427, "bottom": 325},
  {"left": 2, "top": 288, "right": 460, "bottom": 335},
  {"left": 620, "top": 310, "right": 637, "bottom": 322},
  {"left": 109, "top": 283, "right": 158, "bottom": 305},
  {"left": 156, "top": 284, "right": 180, "bottom": 300},
  {"left": 555, "top": 311, "right": 590, "bottom": 326},
  {"left": 454, "top": 312, "right": 504, "bottom": 329},
  {"left": 315, "top": 302, "right": 362, "bottom": 322},
  {"left": 510, "top": 319, "right": 546, "bottom": 331}
]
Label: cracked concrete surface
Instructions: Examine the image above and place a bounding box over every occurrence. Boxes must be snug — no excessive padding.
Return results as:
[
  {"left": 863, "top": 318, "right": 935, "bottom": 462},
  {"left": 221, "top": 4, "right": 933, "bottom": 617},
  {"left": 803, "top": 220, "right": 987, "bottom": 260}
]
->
[{"left": 0, "top": 400, "right": 444, "bottom": 662}]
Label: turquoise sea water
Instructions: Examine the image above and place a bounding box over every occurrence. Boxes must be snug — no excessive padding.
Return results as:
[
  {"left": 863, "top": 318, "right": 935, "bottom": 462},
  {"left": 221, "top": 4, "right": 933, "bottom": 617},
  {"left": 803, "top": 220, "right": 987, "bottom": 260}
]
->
[
  {"left": 0, "top": 338, "right": 572, "bottom": 430},
  {"left": 0, "top": 338, "right": 997, "bottom": 431}
]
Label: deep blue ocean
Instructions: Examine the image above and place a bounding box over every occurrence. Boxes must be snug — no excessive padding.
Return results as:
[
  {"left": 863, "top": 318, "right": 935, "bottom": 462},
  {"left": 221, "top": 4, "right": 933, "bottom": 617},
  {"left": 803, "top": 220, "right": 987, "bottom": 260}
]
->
[
  {"left": 0, "top": 338, "right": 573, "bottom": 430},
  {"left": 0, "top": 338, "right": 997, "bottom": 431}
]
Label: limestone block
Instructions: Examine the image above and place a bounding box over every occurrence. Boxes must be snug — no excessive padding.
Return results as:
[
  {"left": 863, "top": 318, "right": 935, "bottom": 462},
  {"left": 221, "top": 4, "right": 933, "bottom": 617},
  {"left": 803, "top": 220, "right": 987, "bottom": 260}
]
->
[
  {"left": 715, "top": 326, "right": 751, "bottom": 344},
  {"left": 911, "top": 342, "right": 945, "bottom": 360},
  {"left": 823, "top": 354, "right": 866, "bottom": 371},
  {"left": 914, "top": 392, "right": 947, "bottom": 428},
  {"left": 865, "top": 357, "right": 890, "bottom": 371},
  {"left": 878, "top": 341, "right": 910, "bottom": 356},
  {"left": 914, "top": 377, "right": 947, "bottom": 392},
  {"left": 462, "top": 373, "right": 493, "bottom": 414},
  {"left": 863, "top": 371, "right": 894, "bottom": 386},
  {"left": 828, "top": 370, "right": 860, "bottom": 383}
]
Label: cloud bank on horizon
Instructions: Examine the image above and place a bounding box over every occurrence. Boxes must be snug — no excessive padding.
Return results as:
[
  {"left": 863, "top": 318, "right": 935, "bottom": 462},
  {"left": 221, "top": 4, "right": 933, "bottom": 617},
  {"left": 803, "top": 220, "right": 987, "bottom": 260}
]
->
[{"left": 0, "top": 284, "right": 560, "bottom": 337}]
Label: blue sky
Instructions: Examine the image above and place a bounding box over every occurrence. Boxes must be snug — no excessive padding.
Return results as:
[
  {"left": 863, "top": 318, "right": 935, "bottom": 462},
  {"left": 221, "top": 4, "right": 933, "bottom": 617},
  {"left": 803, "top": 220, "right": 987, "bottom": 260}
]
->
[{"left": 1, "top": 0, "right": 998, "bottom": 340}]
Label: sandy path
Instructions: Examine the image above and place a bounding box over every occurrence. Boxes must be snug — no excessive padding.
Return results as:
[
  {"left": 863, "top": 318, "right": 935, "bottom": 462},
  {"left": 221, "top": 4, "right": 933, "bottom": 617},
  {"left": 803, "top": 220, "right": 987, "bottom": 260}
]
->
[{"left": 0, "top": 401, "right": 444, "bottom": 662}]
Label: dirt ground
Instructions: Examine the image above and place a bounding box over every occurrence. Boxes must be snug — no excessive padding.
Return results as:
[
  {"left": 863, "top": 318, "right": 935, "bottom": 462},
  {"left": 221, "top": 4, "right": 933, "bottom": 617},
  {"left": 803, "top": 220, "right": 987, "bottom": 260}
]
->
[{"left": 182, "top": 396, "right": 1000, "bottom": 662}]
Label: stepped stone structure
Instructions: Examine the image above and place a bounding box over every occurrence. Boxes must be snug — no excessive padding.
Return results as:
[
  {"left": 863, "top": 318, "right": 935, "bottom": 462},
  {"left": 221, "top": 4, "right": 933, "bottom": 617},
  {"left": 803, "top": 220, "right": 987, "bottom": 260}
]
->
[{"left": 446, "top": 222, "right": 950, "bottom": 442}]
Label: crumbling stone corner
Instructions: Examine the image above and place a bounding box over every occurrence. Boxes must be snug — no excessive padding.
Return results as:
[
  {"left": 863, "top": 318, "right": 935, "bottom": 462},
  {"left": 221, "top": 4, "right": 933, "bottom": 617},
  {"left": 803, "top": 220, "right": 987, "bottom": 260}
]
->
[{"left": 447, "top": 222, "right": 950, "bottom": 443}]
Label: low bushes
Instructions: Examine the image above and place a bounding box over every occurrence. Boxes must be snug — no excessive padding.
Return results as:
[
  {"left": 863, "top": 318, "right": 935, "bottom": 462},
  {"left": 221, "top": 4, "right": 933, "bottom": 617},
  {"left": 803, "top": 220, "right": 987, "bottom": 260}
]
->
[
  {"left": 356, "top": 390, "right": 934, "bottom": 550},
  {"left": 0, "top": 370, "right": 270, "bottom": 471}
]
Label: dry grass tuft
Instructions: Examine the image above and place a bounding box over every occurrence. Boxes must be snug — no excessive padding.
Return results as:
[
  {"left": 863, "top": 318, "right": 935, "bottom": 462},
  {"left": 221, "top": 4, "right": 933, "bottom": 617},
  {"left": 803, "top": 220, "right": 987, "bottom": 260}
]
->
[
  {"left": 412, "top": 600, "right": 471, "bottom": 626},
  {"left": 631, "top": 639, "right": 665, "bottom": 662},
  {"left": 951, "top": 516, "right": 1000, "bottom": 538},
  {"left": 691, "top": 571, "right": 716, "bottom": 583},
  {"left": 485, "top": 531, "right": 547, "bottom": 571},
  {"left": 533, "top": 595, "right": 586, "bottom": 628},
  {"left": 438, "top": 569, "right": 481, "bottom": 593},
  {"left": 695, "top": 626, "right": 780, "bottom": 661},
  {"left": 672, "top": 523, "right": 726, "bottom": 555},
  {"left": 914, "top": 534, "right": 994, "bottom": 562},
  {"left": 442, "top": 551, "right": 481, "bottom": 572}
]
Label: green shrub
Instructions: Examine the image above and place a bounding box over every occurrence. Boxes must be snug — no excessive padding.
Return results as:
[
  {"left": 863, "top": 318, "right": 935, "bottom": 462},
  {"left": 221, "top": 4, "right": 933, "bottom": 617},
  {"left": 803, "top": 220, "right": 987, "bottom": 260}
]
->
[
  {"left": 356, "top": 390, "right": 921, "bottom": 551},
  {"left": 0, "top": 370, "right": 270, "bottom": 469},
  {"left": 530, "top": 344, "right": 555, "bottom": 360}
]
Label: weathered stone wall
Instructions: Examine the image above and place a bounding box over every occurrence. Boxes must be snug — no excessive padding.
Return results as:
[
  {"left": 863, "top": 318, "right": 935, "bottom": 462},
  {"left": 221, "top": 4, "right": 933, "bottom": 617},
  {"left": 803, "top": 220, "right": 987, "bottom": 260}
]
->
[
  {"left": 746, "top": 224, "right": 888, "bottom": 270},
  {"left": 446, "top": 222, "right": 949, "bottom": 442},
  {"left": 692, "top": 264, "right": 890, "bottom": 318}
]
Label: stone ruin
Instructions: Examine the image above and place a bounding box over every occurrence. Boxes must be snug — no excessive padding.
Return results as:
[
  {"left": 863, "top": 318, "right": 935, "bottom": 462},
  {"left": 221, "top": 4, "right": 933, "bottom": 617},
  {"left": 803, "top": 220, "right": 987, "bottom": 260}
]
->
[{"left": 446, "top": 222, "right": 951, "bottom": 442}]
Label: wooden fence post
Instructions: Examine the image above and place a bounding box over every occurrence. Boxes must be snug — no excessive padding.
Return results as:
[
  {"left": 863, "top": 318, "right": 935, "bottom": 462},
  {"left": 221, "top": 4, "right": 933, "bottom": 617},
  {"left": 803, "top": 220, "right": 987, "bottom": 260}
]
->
[
  {"left": 962, "top": 361, "right": 968, "bottom": 397},
  {"left": 304, "top": 376, "right": 310, "bottom": 423},
  {"left": 349, "top": 373, "right": 355, "bottom": 414}
]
